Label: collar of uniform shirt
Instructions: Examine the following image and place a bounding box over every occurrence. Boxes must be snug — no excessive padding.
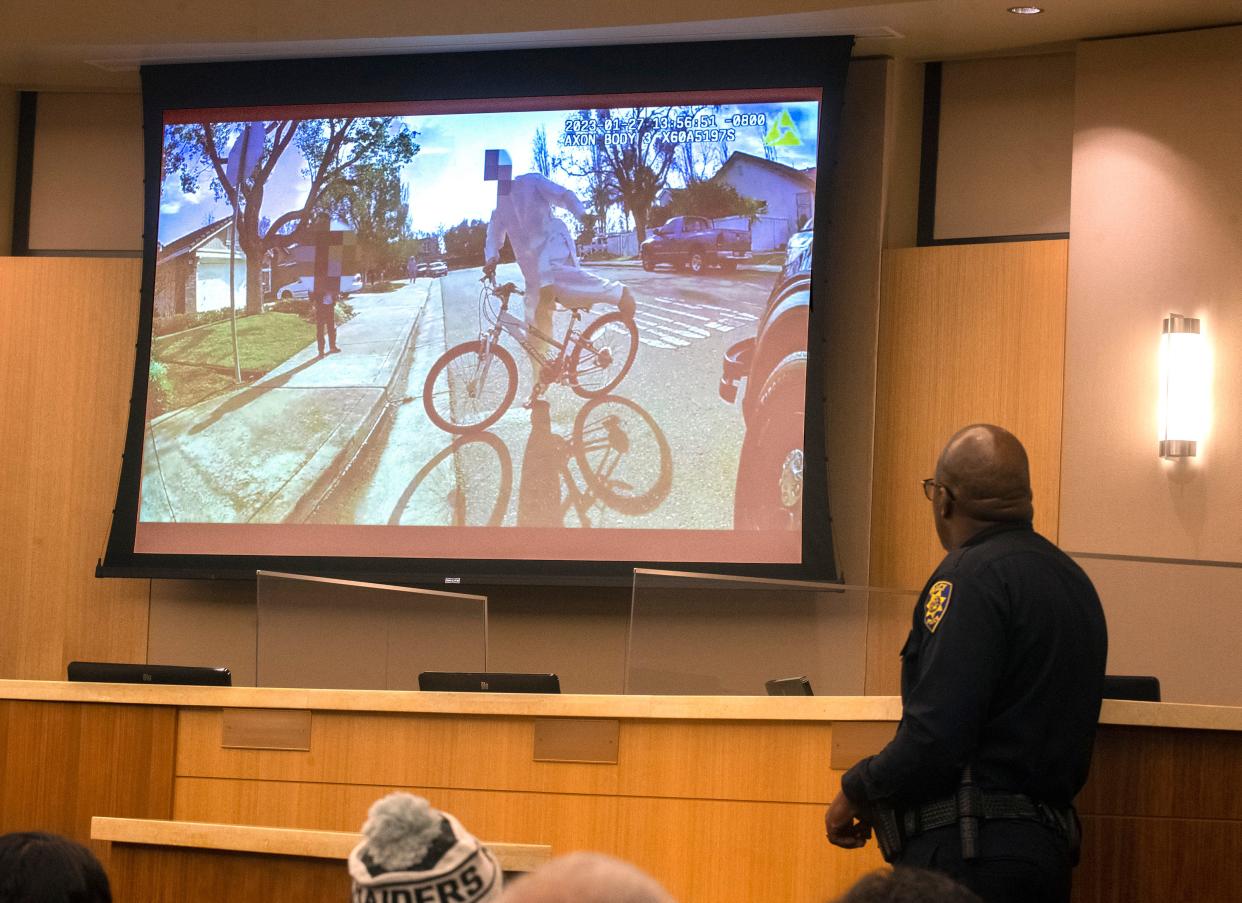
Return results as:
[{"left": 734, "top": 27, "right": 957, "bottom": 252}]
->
[{"left": 960, "top": 520, "right": 1033, "bottom": 548}]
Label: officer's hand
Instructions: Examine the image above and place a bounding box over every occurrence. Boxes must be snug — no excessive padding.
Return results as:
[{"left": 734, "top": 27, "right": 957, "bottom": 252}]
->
[
  {"left": 825, "top": 790, "right": 871, "bottom": 849},
  {"left": 483, "top": 260, "right": 498, "bottom": 279}
]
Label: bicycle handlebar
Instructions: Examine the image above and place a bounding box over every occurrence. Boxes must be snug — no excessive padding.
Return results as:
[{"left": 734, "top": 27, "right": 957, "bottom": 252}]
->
[{"left": 481, "top": 272, "right": 524, "bottom": 299}]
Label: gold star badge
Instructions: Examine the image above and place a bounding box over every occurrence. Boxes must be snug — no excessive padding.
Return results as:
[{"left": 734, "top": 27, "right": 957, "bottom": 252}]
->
[{"left": 924, "top": 580, "right": 953, "bottom": 633}]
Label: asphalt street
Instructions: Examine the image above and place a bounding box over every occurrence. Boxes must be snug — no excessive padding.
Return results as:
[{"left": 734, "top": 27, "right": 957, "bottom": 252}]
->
[{"left": 313, "top": 262, "right": 777, "bottom": 530}]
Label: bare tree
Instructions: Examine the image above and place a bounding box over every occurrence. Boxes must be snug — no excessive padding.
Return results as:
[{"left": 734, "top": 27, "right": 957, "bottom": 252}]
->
[
  {"left": 532, "top": 125, "right": 554, "bottom": 177},
  {"left": 556, "top": 108, "right": 682, "bottom": 245}
]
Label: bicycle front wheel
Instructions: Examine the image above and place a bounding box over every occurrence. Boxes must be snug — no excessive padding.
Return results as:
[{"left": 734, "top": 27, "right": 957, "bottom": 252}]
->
[
  {"left": 570, "top": 312, "right": 639, "bottom": 398},
  {"left": 423, "top": 341, "right": 518, "bottom": 433}
]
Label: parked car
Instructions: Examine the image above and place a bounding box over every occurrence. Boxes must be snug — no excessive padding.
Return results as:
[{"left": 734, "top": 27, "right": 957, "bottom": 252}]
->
[
  {"left": 428, "top": 260, "right": 449, "bottom": 277},
  {"left": 272, "top": 272, "right": 362, "bottom": 300},
  {"left": 640, "top": 216, "right": 751, "bottom": 274},
  {"left": 718, "top": 230, "right": 812, "bottom": 530}
]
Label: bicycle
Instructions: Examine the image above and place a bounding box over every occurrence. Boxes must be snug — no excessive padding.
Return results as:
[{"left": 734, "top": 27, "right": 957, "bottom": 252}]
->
[{"left": 423, "top": 274, "right": 639, "bottom": 433}]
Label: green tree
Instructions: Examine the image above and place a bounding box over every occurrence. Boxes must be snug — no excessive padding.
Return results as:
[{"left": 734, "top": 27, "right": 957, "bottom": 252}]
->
[
  {"left": 651, "top": 181, "right": 766, "bottom": 227},
  {"left": 442, "top": 219, "right": 489, "bottom": 268},
  {"left": 320, "top": 164, "right": 411, "bottom": 284},
  {"left": 162, "top": 117, "right": 418, "bottom": 313}
]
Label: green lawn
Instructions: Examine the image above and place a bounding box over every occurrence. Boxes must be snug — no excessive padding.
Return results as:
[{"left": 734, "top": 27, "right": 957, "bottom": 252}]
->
[{"left": 149, "top": 312, "right": 314, "bottom": 415}]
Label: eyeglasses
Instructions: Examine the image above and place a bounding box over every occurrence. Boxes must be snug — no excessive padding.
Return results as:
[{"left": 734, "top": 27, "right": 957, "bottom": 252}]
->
[{"left": 921, "top": 478, "right": 955, "bottom": 501}]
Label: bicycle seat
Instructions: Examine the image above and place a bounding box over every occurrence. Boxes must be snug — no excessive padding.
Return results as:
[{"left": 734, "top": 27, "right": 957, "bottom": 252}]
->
[{"left": 557, "top": 296, "right": 595, "bottom": 311}]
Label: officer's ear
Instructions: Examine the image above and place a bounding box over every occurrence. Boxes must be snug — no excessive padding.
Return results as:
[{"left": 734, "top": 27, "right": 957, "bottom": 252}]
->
[{"left": 937, "top": 488, "right": 954, "bottom": 520}]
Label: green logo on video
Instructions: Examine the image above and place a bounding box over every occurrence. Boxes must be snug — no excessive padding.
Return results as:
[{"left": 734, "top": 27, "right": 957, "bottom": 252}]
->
[{"left": 763, "top": 110, "right": 803, "bottom": 148}]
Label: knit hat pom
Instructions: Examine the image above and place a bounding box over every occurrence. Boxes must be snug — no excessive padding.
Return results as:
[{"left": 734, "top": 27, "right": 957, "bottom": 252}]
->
[{"left": 360, "top": 793, "right": 444, "bottom": 869}]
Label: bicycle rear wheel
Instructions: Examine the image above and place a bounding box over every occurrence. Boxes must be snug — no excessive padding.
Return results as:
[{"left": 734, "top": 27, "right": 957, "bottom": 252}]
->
[
  {"left": 569, "top": 312, "right": 638, "bottom": 398},
  {"left": 423, "top": 340, "right": 518, "bottom": 433}
]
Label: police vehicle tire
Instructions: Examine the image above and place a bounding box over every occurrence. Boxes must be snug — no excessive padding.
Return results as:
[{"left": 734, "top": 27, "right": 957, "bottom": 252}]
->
[
  {"left": 422, "top": 341, "right": 518, "bottom": 433},
  {"left": 570, "top": 312, "right": 639, "bottom": 398},
  {"left": 686, "top": 249, "right": 706, "bottom": 274},
  {"left": 733, "top": 351, "right": 806, "bottom": 530},
  {"left": 642, "top": 254, "right": 656, "bottom": 272}
]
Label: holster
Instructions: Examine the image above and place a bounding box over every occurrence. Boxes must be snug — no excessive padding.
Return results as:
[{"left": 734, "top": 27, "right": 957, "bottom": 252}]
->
[
  {"left": 869, "top": 803, "right": 904, "bottom": 863},
  {"left": 1038, "top": 802, "right": 1083, "bottom": 866}
]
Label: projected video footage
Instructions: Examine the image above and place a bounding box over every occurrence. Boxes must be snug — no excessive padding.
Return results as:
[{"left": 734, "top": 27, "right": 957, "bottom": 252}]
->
[{"left": 139, "top": 90, "right": 821, "bottom": 562}]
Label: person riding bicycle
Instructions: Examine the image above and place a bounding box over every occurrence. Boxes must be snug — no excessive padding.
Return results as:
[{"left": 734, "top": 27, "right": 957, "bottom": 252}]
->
[{"left": 482, "top": 149, "right": 636, "bottom": 381}]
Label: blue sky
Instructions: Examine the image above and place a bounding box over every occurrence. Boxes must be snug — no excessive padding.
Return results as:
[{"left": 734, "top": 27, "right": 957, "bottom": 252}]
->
[{"left": 158, "top": 99, "right": 820, "bottom": 245}]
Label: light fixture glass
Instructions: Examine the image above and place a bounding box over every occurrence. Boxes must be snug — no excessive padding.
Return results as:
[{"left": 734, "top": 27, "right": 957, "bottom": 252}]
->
[
  {"left": 1007, "top": 6, "right": 1043, "bottom": 14},
  {"left": 1158, "top": 313, "right": 1207, "bottom": 458}
]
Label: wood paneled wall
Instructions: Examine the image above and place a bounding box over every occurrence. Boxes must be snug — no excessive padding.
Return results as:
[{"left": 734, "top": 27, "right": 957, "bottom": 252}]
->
[
  {"left": 0, "top": 700, "right": 176, "bottom": 863},
  {"left": 0, "top": 259, "right": 148, "bottom": 680},
  {"left": 170, "top": 708, "right": 886, "bottom": 903},
  {"left": 865, "top": 241, "right": 1068, "bottom": 693},
  {"left": 1074, "top": 724, "right": 1242, "bottom": 901}
]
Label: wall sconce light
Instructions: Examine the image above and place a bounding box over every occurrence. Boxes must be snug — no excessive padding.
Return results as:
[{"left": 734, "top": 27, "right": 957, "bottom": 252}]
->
[{"left": 1158, "top": 313, "right": 1206, "bottom": 458}]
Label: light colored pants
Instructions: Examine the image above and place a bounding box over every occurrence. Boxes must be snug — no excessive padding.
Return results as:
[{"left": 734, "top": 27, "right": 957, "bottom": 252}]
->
[{"left": 524, "top": 285, "right": 557, "bottom": 378}]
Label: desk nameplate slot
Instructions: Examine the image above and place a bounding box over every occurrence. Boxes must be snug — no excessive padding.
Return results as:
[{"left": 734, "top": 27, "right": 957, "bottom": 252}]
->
[
  {"left": 221, "top": 709, "right": 311, "bottom": 750},
  {"left": 533, "top": 718, "right": 619, "bottom": 764}
]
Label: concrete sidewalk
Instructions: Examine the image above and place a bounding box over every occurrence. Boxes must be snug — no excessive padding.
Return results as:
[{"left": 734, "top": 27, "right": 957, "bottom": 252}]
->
[{"left": 140, "top": 279, "right": 436, "bottom": 524}]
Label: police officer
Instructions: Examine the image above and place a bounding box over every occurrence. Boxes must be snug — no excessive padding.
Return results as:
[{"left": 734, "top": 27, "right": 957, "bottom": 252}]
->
[{"left": 825, "top": 424, "right": 1108, "bottom": 903}]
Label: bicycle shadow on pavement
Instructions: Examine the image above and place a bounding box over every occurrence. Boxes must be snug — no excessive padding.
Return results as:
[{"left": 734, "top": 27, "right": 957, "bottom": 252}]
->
[
  {"left": 517, "top": 394, "right": 673, "bottom": 528},
  {"left": 387, "top": 431, "right": 512, "bottom": 528}
]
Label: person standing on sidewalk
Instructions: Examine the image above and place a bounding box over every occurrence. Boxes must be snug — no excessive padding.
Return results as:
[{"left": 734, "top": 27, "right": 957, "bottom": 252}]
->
[{"left": 313, "top": 285, "right": 341, "bottom": 357}]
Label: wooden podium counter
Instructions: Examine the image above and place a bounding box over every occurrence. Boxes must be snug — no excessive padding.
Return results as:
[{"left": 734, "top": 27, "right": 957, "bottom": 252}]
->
[{"left": 2, "top": 681, "right": 1240, "bottom": 902}]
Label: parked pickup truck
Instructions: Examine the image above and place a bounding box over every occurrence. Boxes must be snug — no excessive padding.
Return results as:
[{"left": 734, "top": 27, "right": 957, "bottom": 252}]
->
[{"left": 640, "top": 216, "right": 751, "bottom": 274}]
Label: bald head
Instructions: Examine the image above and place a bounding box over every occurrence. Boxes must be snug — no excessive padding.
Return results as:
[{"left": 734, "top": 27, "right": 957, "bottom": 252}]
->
[
  {"left": 498, "top": 853, "right": 676, "bottom": 903},
  {"left": 936, "top": 424, "right": 1034, "bottom": 525}
]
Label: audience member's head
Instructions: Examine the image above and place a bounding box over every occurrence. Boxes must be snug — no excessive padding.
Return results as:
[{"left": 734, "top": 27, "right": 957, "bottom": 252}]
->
[
  {"left": 348, "top": 793, "right": 502, "bottom": 902},
  {"left": 498, "top": 852, "right": 676, "bottom": 903},
  {"left": 0, "top": 832, "right": 111, "bottom": 903},
  {"left": 833, "top": 867, "right": 982, "bottom": 903}
]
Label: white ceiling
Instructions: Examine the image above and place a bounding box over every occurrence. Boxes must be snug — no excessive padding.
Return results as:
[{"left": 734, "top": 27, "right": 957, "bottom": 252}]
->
[{"left": 3, "top": 0, "right": 1239, "bottom": 91}]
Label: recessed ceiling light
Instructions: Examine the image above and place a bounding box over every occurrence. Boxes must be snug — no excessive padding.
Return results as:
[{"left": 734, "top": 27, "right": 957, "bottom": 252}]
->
[{"left": 1007, "top": 6, "right": 1043, "bottom": 14}]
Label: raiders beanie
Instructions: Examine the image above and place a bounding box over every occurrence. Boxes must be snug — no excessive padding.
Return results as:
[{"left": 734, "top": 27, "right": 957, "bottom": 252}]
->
[{"left": 348, "top": 793, "right": 502, "bottom": 903}]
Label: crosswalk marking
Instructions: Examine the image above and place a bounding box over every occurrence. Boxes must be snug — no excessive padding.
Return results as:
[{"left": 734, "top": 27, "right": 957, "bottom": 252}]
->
[
  {"left": 620, "top": 295, "right": 766, "bottom": 351},
  {"left": 654, "top": 296, "right": 759, "bottom": 324},
  {"left": 636, "top": 310, "right": 713, "bottom": 338}
]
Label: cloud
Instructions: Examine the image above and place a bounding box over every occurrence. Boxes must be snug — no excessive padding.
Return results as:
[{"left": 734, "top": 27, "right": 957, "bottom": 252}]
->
[{"left": 160, "top": 181, "right": 213, "bottom": 216}]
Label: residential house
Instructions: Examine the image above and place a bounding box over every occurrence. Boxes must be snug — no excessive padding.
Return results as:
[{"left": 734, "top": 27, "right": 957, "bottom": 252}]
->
[{"left": 154, "top": 217, "right": 248, "bottom": 318}]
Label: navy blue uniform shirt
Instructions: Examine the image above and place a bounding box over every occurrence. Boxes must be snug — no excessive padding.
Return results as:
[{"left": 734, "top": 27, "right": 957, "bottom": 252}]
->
[{"left": 842, "top": 521, "right": 1108, "bottom": 810}]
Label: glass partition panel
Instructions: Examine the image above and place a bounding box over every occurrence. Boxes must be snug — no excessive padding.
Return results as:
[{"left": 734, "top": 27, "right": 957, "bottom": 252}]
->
[
  {"left": 256, "top": 571, "right": 487, "bottom": 690},
  {"left": 1070, "top": 552, "right": 1242, "bottom": 706},
  {"left": 627, "top": 568, "right": 917, "bottom": 696}
]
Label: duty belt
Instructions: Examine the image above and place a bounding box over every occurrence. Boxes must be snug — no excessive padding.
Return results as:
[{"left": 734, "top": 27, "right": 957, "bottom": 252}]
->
[
  {"left": 871, "top": 792, "right": 1079, "bottom": 864},
  {"left": 901, "top": 792, "right": 1043, "bottom": 837}
]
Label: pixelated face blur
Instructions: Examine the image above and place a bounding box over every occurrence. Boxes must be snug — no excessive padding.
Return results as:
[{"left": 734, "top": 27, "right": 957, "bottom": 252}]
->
[{"left": 483, "top": 148, "right": 512, "bottom": 199}]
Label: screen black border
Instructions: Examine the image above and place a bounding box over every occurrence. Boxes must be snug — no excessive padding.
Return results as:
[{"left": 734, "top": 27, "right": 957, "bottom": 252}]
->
[{"left": 100, "top": 35, "right": 852, "bottom": 586}]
